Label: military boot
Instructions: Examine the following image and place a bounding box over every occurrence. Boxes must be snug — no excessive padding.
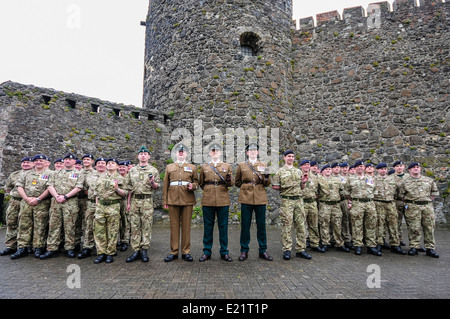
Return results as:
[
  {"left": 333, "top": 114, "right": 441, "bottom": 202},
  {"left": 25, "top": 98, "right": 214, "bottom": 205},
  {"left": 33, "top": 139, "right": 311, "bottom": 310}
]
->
[
  {"left": 390, "top": 246, "right": 406, "bottom": 255},
  {"left": 126, "top": 250, "right": 141, "bottom": 262},
  {"left": 40, "top": 250, "right": 59, "bottom": 260},
  {"left": 141, "top": 249, "right": 149, "bottom": 262},
  {"left": 77, "top": 248, "right": 92, "bottom": 259},
  {"left": 0, "top": 248, "right": 16, "bottom": 256},
  {"left": 34, "top": 247, "right": 45, "bottom": 258},
  {"left": 425, "top": 249, "right": 439, "bottom": 258},
  {"left": 408, "top": 248, "right": 418, "bottom": 256},
  {"left": 367, "top": 247, "right": 382, "bottom": 256},
  {"left": 10, "top": 248, "right": 29, "bottom": 260}
]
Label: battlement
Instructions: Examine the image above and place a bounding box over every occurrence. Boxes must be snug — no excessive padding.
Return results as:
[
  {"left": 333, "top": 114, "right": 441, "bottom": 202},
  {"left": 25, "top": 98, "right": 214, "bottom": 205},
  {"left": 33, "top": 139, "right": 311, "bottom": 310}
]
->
[{"left": 296, "top": 0, "right": 448, "bottom": 30}]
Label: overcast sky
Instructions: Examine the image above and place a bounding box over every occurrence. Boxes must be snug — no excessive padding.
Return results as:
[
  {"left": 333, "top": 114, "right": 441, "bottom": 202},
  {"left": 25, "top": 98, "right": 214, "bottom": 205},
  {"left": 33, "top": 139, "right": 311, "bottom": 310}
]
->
[{"left": 0, "top": 0, "right": 399, "bottom": 108}]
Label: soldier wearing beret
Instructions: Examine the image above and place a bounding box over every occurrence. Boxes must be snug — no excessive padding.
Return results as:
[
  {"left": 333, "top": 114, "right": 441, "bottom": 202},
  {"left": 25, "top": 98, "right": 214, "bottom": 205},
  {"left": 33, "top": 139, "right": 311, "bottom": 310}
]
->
[
  {"left": 53, "top": 158, "right": 64, "bottom": 171},
  {"left": 392, "top": 160, "right": 407, "bottom": 246},
  {"left": 373, "top": 163, "right": 405, "bottom": 255},
  {"left": 299, "top": 159, "right": 323, "bottom": 253},
  {"left": 339, "top": 162, "right": 353, "bottom": 249},
  {"left": 40, "top": 153, "right": 85, "bottom": 259},
  {"left": 235, "top": 143, "right": 272, "bottom": 261},
  {"left": 11, "top": 155, "right": 52, "bottom": 259},
  {"left": 343, "top": 160, "right": 380, "bottom": 256},
  {"left": 125, "top": 146, "right": 160, "bottom": 263},
  {"left": 397, "top": 163, "right": 440, "bottom": 258},
  {"left": 198, "top": 143, "right": 234, "bottom": 262},
  {"left": 0, "top": 157, "right": 34, "bottom": 256},
  {"left": 117, "top": 161, "right": 130, "bottom": 252},
  {"left": 92, "top": 158, "right": 127, "bottom": 263},
  {"left": 272, "top": 149, "right": 311, "bottom": 260},
  {"left": 365, "top": 163, "right": 375, "bottom": 177},
  {"left": 317, "top": 164, "right": 349, "bottom": 252},
  {"left": 77, "top": 157, "right": 107, "bottom": 259},
  {"left": 162, "top": 144, "right": 198, "bottom": 262},
  {"left": 76, "top": 154, "right": 95, "bottom": 252},
  {"left": 309, "top": 161, "right": 319, "bottom": 176}
]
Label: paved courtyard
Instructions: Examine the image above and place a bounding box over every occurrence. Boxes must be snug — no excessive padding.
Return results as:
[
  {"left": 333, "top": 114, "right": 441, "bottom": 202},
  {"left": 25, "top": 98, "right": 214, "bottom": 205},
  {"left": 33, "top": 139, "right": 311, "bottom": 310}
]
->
[{"left": 0, "top": 224, "right": 449, "bottom": 302}]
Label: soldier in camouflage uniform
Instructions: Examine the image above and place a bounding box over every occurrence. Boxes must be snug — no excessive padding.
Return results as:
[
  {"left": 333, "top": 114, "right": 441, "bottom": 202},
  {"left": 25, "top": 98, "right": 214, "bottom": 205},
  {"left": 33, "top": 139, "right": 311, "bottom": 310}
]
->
[
  {"left": 373, "top": 163, "right": 405, "bottom": 255},
  {"left": 0, "top": 157, "right": 34, "bottom": 256},
  {"left": 397, "top": 162, "right": 440, "bottom": 258},
  {"left": 338, "top": 162, "right": 353, "bottom": 249},
  {"left": 391, "top": 160, "right": 407, "bottom": 246},
  {"left": 272, "top": 150, "right": 311, "bottom": 260},
  {"left": 317, "top": 164, "right": 349, "bottom": 252},
  {"left": 125, "top": 146, "right": 160, "bottom": 263},
  {"left": 117, "top": 161, "right": 130, "bottom": 252},
  {"left": 53, "top": 158, "right": 64, "bottom": 170},
  {"left": 299, "top": 159, "right": 323, "bottom": 253},
  {"left": 343, "top": 160, "right": 380, "bottom": 256},
  {"left": 40, "top": 153, "right": 85, "bottom": 259},
  {"left": 93, "top": 158, "right": 127, "bottom": 263},
  {"left": 77, "top": 157, "right": 107, "bottom": 259},
  {"left": 11, "top": 155, "right": 51, "bottom": 259}
]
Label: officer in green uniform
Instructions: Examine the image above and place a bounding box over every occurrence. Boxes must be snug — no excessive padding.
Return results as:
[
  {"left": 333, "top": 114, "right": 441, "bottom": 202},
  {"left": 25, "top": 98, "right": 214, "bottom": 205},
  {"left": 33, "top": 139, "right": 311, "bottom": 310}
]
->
[
  {"left": 198, "top": 143, "right": 234, "bottom": 262},
  {"left": 235, "top": 143, "right": 272, "bottom": 261},
  {"left": 11, "top": 154, "right": 51, "bottom": 259},
  {"left": 125, "top": 146, "right": 160, "bottom": 263},
  {"left": 77, "top": 157, "right": 107, "bottom": 259},
  {"left": 40, "top": 153, "right": 85, "bottom": 259},
  {"left": 93, "top": 158, "right": 127, "bottom": 263},
  {"left": 373, "top": 163, "right": 405, "bottom": 254},
  {"left": 343, "top": 160, "right": 380, "bottom": 256},
  {"left": 317, "top": 164, "right": 349, "bottom": 252},
  {"left": 397, "top": 162, "right": 440, "bottom": 258},
  {"left": 0, "top": 157, "right": 34, "bottom": 256},
  {"left": 272, "top": 150, "right": 311, "bottom": 260}
]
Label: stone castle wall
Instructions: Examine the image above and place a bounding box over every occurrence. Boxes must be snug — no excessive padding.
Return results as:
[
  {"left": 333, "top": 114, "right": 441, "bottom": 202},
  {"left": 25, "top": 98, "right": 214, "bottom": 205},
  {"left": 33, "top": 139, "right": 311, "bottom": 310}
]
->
[{"left": 0, "top": 0, "right": 448, "bottom": 223}]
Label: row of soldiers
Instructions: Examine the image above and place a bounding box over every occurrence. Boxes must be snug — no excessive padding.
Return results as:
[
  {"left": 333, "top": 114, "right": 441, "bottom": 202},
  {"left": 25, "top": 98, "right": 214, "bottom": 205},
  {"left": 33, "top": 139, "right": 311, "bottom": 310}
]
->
[{"left": 0, "top": 142, "right": 440, "bottom": 264}]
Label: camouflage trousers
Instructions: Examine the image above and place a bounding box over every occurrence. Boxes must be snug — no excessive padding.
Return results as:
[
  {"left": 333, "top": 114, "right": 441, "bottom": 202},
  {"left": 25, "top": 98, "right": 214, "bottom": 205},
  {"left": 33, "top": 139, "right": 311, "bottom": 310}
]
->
[
  {"left": 340, "top": 200, "right": 352, "bottom": 243},
  {"left": 303, "top": 200, "right": 320, "bottom": 248},
  {"left": 76, "top": 197, "right": 87, "bottom": 247},
  {"left": 404, "top": 203, "right": 436, "bottom": 250},
  {"left": 279, "top": 197, "right": 306, "bottom": 252},
  {"left": 375, "top": 200, "right": 400, "bottom": 246},
  {"left": 46, "top": 198, "right": 79, "bottom": 251},
  {"left": 319, "top": 202, "right": 344, "bottom": 247},
  {"left": 129, "top": 197, "right": 154, "bottom": 251},
  {"left": 395, "top": 200, "right": 406, "bottom": 242},
  {"left": 94, "top": 202, "right": 120, "bottom": 255},
  {"left": 17, "top": 199, "right": 50, "bottom": 249},
  {"left": 349, "top": 201, "right": 377, "bottom": 248},
  {"left": 82, "top": 200, "right": 96, "bottom": 249},
  {"left": 119, "top": 199, "right": 130, "bottom": 245},
  {"left": 3, "top": 197, "right": 21, "bottom": 249}
]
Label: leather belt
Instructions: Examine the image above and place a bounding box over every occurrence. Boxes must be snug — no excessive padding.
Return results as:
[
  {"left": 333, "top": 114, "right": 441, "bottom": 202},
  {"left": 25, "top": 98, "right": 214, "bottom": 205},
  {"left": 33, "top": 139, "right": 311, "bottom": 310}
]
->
[
  {"left": 352, "top": 198, "right": 372, "bottom": 202},
  {"left": 281, "top": 195, "right": 301, "bottom": 200},
  {"left": 205, "top": 181, "right": 226, "bottom": 187},
  {"left": 170, "top": 181, "right": 190, "bottom": 186},
  {"left": 404, "top": 200, "right": 431, "bottom": 205},
  {"left": 303, "top": 198, "right": 316, "bottom": 203},
  {"left": 320, "top": 200, "right": 340, "bottom": 205},
  {"left": 244, "top": 181, "right": 262, "bottom": 185},
  {"left": 98, "top": 199, "right": 121, "bottom": 206},
  {"left": 134, "top": 194, "right": 152, "bottom": 199},
  {"left": 374, "top": 199, "right": 393, "bottom": 203}
]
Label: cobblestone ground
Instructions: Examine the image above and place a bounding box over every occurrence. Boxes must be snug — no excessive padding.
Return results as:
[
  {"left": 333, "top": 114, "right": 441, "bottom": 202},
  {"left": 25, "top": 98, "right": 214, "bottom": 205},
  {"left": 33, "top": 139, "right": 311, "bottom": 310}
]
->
[{"left": 0, "top": 224, "right": 449, "bottom": 300}]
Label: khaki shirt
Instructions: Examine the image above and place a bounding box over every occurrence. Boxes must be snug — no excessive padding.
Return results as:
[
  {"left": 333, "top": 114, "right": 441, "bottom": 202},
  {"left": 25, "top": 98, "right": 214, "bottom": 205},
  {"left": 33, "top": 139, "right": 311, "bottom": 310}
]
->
[
  {"left": 317, "top": 175, "right": 343, "bottom": 202},
  {"left": 94, "top": 171, "right": 125, "bottom": 201},
  {"left": 343, "top": 174, "right": 375, "bottom": 199},
  {"left": 373, "top": 174, "right": 397, "bottom": 201},
  {"left": 301, "top": 173, "right": 318, "bottom": 199},
  {"left": 271, "top": 165, "right": 301, "bottom": 197},
  {"left": 199, "top": 162, "right": 234, "bottom": 207},
  {"left": 163, "top": 162, "right": 199, "bottom": 206},
  {"left": 235, "top": 161, "right": 270, "bottom": 205},
  {"left": 126, "top": 165, "right": 160, "bottom": 195},
  {"left": 16, "top": 169, "right": 52, "bottom": 198},
  {"left": 397, "top": 174, "right": 439, "bottom": 201},
  {"left": 47, "top": 169, "right": 85, "bottom": 195}
]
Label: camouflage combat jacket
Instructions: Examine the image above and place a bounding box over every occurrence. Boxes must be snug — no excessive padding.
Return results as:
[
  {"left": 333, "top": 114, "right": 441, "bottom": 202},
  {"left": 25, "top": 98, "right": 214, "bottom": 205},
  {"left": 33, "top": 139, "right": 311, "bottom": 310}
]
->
[
  {"left": 373, "top": 174, "right": 397, "bottom": 201},
  {"left": 301, "top": 173, "right": 318, "bottom": 199},
  {"left": 48, "top": 169, "right": 85, "bottom": 195},
  {"left": 317, "top": 175, "right": 343, "bottom": 202},
  {"left": 343, "top": 174, "right": 375, "bottom": 199},
  {"left": 4, "top": 170, "right": 29, "bottom": 199},
  {"left": 272, "top": 165, "right": 302, "bottom": 197},
  {"left": 94, "top": 171, "right": 125, "bottom": 201},
  {"left": 16, "top": 169, "right": 52, "bottom": 197},
  {"left": 126, "top": 165, "right": 160, "bottom": 195},
  {"left": 397, "top": 174, "right": 439, "bottom": 201}
]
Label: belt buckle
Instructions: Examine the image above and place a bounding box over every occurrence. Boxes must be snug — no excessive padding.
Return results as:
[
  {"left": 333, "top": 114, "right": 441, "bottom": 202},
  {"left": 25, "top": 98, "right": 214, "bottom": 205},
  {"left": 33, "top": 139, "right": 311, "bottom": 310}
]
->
[
  {"left": 178, "top": 181, "right": 182, "bottom": 186},
  {"left": 214, "top": 180, "right": 218, "bottom": 187}
]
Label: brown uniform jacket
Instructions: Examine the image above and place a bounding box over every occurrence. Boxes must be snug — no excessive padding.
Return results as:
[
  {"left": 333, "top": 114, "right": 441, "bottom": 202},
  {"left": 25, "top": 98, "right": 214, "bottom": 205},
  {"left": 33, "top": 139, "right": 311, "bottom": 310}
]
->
[
  {"left": 235, "top": 161, "right": 271, "bottom": 205},
  {"left": 199, "top": 162, "right": 234, "bottom": 207},
  {"left": 163, "top": 162, "right": 199, "bottom": 206}
]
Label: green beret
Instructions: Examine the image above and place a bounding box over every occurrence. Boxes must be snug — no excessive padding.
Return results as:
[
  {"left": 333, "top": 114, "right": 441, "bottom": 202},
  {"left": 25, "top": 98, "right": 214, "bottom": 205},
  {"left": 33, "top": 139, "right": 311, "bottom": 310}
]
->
[{"left": 138, "top": 146, "right": 150, "bottom": 154}]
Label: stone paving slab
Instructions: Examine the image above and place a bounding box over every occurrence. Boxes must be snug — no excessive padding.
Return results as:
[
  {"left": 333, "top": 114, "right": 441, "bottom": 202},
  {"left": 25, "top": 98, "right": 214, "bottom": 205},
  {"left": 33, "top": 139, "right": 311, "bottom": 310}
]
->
[{"left": 0, "top": 224, "right": 449, "bottom": 302}]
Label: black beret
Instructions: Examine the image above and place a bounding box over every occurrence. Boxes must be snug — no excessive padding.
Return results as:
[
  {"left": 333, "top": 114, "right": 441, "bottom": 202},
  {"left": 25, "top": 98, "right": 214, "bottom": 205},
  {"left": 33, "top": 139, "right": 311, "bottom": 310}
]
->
[
  {"left": 408, "top": 162, "right": 420, "bottom": 169},
  {"left": 32, "top": 154, "right": 46, "bottom": 161},
  {"left": 95, "top": 157, "right": 107, "bottom": 165},
  {"left": 64, "top": 153, "right": 76, "bottom": 160},
  {"left": 354, "top": 160, "right": 364, "bottom": 167},
  {"left": 320, "top": 164, "right": 331, "bottom": 172},
  {"left": 107, "top": 158, "right": 120, "bottom": 165},
  {"left": 21, "top": 156, "right": 32, "bottom": 162},
  {"left": 376, "top": 163, "right": 387, "bottom": 169},
  {"left": 310, "top": 161, "right": 317, "bottom": 166},
  {"left": 300, "top": 159, "right": 310, "bottom": 166},
  {"left": 283, "top": 149, "right": 294, "bottom": 156},
  {"left": 393, "top": 160, "right": 404, "bottom": 167},
  {"left": 82, "top": 154, "right": 94, "bottom": 160},
  {"left": 340, "top": 162, "right": 349, "bottom": 167},
  {"left": 331, "top": 162, "right": 340, "bottom": 168}
]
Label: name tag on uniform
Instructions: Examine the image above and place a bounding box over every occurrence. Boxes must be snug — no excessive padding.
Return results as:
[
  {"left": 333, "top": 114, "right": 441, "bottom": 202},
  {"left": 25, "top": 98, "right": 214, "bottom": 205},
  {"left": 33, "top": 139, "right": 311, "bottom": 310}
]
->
[{"left": 184, "top": 167, "right": 192, "bottom": 172}]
